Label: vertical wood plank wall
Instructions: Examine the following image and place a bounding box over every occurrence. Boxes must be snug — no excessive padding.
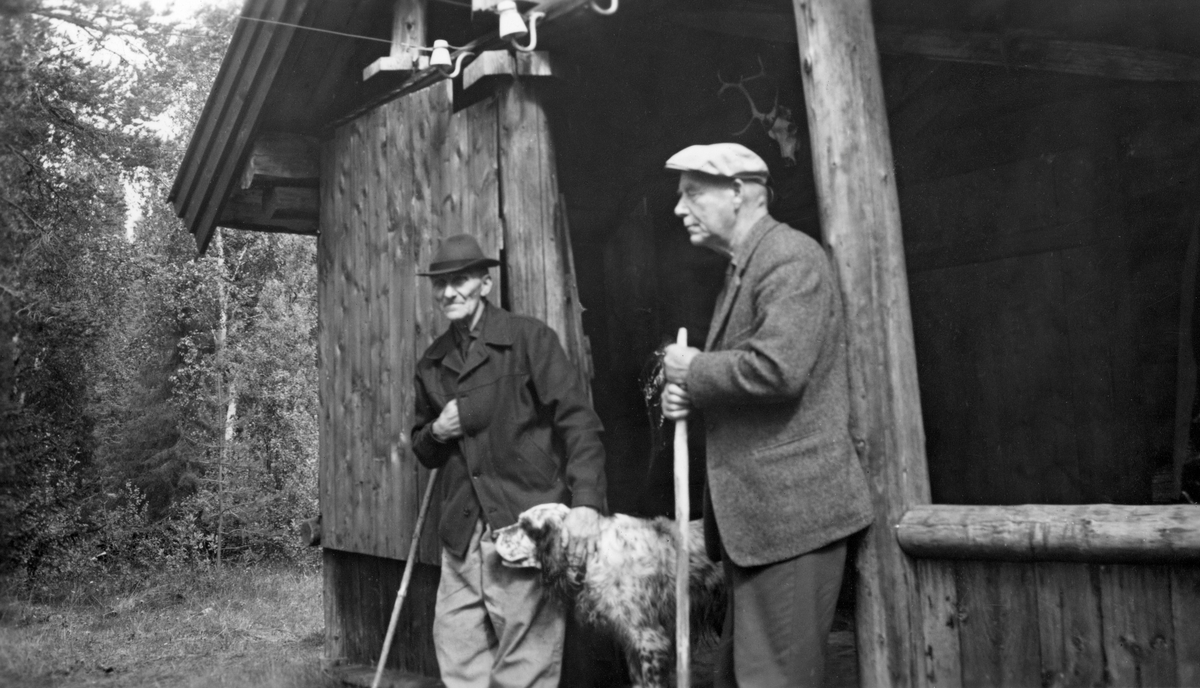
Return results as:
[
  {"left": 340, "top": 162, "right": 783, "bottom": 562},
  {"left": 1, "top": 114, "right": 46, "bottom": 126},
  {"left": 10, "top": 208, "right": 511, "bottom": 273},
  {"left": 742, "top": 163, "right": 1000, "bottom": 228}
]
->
[
  {"left": 320, "top": 81, "right": 473, "bottom": 566},
  {"left": 916, "top": 559, "right": 1200, "bottom": 687},
  {"left": 317, "top": 76, "right": 588, "bottom": 673}
]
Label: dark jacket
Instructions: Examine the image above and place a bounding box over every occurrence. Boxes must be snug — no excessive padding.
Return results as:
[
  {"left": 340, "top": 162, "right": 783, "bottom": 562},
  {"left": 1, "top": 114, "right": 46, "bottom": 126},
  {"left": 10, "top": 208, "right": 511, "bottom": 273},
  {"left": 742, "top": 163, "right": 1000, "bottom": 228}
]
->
[
  {"left": 412, "top": 303, "right": 606, "bottom": 556},
  {"left": 688, "top": 216, "right": 874, "bottom": 567}
]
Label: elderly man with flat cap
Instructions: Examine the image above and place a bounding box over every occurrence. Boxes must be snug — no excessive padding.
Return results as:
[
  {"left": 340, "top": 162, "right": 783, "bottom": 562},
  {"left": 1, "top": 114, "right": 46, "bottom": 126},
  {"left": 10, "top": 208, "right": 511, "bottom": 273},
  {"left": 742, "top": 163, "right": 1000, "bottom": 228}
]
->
[
  {"left": 410, "top": 234, "right": 606, "bottom": 687},
  {"left": 660, "top": 144, "right": 874, "bottom": 687}
]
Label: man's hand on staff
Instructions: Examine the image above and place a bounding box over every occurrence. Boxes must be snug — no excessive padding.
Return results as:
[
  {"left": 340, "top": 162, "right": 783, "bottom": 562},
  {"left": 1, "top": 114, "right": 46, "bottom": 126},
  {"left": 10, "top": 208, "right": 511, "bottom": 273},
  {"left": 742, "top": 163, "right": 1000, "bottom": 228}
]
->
[
  {"left": 432, "top": 400, "right": 462, "bottom": 442},
  {"left": 662, "top": 343, "right": 700, "bottom": 421},
  {"left": 662, "top": 382, "right": 692, "bottom": 420},
  {"left": 663, "top": 343, "right": 699, "bottom": 385}
]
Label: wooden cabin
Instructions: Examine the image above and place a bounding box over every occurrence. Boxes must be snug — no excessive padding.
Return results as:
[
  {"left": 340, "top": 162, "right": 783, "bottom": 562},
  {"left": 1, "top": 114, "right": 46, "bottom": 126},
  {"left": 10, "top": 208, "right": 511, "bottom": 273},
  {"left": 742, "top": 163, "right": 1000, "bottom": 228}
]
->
[{"left": 171, "top": 0, "right": 1200, "bottom": 685}]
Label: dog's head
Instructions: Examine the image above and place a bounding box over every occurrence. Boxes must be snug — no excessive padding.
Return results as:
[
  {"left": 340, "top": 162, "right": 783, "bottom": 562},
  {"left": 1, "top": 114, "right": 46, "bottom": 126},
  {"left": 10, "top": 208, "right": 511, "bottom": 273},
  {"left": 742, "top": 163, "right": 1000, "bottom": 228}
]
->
[{"left": 493, "top": 503, "right": 570, "bottom": 569}]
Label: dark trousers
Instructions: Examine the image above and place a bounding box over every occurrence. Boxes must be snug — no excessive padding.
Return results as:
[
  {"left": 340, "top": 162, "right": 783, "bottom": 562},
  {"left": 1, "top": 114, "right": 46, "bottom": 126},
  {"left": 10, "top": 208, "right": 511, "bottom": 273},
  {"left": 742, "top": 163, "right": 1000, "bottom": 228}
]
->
[{"left": 713, "top": 539, "right": 847, "bottom": 688}]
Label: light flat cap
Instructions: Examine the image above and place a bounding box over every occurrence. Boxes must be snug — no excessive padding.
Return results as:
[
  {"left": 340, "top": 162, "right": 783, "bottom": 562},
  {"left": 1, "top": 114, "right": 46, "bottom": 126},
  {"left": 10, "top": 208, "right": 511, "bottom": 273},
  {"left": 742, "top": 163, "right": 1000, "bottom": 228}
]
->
[{"left": 665, "top": 143, "right": 770, "bottom": 182}]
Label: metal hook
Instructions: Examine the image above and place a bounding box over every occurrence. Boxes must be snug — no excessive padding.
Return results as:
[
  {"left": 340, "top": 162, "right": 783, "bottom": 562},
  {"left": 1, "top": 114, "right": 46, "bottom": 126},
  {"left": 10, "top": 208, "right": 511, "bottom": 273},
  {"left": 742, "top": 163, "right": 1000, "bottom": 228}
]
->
[
  {"left": 511, "top": 12, "right": 544, "bottom": 52},
  {"left": 591, "top": 0, "right": 617, "bottom": 15},
  {"left": 442, "top": 51, "right": 474, "bottom": 78}
]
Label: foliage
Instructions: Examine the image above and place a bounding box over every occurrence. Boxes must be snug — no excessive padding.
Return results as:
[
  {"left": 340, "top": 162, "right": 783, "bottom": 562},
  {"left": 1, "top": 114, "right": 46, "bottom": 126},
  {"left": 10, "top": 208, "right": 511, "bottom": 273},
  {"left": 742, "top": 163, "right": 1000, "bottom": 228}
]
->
[{"left": 1, "top": 0, "right": 321, "bottom": 584}]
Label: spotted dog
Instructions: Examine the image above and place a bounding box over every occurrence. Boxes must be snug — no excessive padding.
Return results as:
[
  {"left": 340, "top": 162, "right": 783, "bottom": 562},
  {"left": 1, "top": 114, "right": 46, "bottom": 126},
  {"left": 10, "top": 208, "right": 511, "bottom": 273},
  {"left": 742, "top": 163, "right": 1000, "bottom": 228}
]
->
[{"left": 493, "top": 503, "right": 725, "bottom": 688}]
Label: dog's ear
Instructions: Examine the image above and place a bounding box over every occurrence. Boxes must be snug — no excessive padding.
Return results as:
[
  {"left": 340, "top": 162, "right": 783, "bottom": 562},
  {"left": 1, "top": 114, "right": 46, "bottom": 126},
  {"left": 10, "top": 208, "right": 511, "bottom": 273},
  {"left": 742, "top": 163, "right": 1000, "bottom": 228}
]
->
[
  {"left": 526, "top": 507, "right": 565, "bottom": 559},
  {"left": 521, "top": 503, "right": 569, "bottom": 540}
]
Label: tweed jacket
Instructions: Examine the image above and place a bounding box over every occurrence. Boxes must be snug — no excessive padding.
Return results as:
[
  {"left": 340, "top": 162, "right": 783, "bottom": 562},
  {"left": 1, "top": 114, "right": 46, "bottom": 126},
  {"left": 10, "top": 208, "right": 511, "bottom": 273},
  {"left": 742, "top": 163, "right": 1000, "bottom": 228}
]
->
[
  {"left": 412, "top": 303, "right": 606, "bottom": 557},
  {"left": 687, "top": 216, "right": 874, "bottom": 567}
]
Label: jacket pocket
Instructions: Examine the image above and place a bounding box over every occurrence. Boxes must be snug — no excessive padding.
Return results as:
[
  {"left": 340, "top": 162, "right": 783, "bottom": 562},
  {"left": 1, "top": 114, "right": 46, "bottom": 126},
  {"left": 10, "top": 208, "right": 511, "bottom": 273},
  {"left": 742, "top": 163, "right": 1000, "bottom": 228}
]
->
[
  {"left": 750, "top": 428, "right": 820, "bottom": 458},
  {"left": 515, "top": 434, "right": 560, "bottom": 484}
]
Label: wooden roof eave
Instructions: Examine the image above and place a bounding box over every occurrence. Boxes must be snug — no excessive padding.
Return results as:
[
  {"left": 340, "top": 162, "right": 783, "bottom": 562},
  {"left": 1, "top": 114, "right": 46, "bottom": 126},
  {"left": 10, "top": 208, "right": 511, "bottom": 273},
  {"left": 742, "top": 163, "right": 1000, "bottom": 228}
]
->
[
  {"left": 170, "top": 0, "right": 596, "bottom": 255},
  {"left": 169, "top": 0, "right": 312, "bottom": 254}
]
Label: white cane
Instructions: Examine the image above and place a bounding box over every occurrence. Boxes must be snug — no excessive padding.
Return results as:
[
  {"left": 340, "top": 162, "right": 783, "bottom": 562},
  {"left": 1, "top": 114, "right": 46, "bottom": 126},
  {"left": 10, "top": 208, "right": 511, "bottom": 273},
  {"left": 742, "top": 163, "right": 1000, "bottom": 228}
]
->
[
  {"left": 372, "top": 467, "right": 440, "bottom": 688},
  {"left": 673, "top": 328, "right": 691, "bottom": 688}
]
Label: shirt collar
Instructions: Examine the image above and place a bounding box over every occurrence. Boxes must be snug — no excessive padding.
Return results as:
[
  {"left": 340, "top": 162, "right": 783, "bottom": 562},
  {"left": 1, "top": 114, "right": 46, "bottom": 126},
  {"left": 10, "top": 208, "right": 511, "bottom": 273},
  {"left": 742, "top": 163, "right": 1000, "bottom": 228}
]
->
[
  {"left": 426, "top": 301, "right": 514, "bottom": 361},
  {"left": 728, "top": 215, "right": 778, "bottom": 277},
  {"left": 452, "top": 302, "right": 488, "bottom": 344}
]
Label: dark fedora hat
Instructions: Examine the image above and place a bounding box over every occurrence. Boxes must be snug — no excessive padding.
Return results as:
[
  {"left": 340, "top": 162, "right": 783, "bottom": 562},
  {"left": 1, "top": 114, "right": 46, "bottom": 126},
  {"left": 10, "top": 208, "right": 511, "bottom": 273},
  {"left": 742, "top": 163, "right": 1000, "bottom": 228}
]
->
[{"left": 418, "top": 234, "right": 501, "bottom": 276}]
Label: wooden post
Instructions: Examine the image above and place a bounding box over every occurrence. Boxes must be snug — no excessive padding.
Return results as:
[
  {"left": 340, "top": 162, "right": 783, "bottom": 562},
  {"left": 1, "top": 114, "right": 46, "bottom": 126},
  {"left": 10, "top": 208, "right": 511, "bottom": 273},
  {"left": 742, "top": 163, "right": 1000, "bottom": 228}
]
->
[
  {"left": 495, "top": 71, "right": 583, "bottom": 363},
  {"left": 791, "top": 1, "right": 933, "bottom": 686},
  {"left": 363, "top": 0, "right": 427, "bottom": 80},
  {"left": 1170, "top": 217, "right": 1200, "bottom": 501}
]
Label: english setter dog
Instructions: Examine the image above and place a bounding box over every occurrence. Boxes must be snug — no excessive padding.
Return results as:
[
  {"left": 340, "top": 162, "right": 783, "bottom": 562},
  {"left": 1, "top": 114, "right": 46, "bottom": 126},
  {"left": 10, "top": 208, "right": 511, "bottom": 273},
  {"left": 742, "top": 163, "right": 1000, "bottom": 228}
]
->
[{"left": 493, "top": 503, "right": 725, "bottom": 688}]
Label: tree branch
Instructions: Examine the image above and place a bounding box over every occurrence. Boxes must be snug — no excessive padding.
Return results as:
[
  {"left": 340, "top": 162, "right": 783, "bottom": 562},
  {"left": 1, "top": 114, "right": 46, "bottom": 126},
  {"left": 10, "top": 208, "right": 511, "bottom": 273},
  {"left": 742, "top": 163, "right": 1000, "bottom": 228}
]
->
[{"left": 1, "top": 195, "right": 46, "bottom": 232}]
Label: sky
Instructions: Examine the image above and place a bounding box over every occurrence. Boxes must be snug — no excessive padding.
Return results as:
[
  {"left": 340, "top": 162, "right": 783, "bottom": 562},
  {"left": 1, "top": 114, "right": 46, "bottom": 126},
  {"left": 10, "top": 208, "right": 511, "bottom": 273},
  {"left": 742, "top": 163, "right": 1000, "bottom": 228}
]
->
[
  {"left": 111, "top": 0, "right": 243, "bottom": 238},
  {"left": 147, "top": 0, "right": 241, "bottom": 20}
]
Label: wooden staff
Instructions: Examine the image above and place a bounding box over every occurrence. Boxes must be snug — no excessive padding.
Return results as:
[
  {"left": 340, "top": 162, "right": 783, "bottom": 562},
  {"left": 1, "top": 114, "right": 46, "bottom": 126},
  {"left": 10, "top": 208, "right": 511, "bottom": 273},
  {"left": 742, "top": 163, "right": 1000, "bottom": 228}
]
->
[
  {"left": 674, "top": 328, "right": 691, "bottom": 688},
  {"left": 372, "top": 467, "right": 440, "bottom": 688}
]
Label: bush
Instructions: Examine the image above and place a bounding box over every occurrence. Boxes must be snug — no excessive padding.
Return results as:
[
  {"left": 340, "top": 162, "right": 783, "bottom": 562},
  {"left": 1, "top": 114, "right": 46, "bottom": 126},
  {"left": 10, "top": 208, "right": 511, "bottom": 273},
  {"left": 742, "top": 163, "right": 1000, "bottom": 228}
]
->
[{"left": 13, "top": 484, "right": 209, "bottom": 602}]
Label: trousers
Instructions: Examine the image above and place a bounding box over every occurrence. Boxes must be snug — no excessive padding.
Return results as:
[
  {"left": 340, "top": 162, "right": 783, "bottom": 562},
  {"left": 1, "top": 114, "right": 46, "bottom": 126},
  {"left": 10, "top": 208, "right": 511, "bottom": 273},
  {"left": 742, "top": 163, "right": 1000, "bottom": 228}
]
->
[
  {"left": 434, "top": 518, "right": 565, "bottom": 688},
  {"left": 713, "top": 538, "right": 847, "bottom": 688}
]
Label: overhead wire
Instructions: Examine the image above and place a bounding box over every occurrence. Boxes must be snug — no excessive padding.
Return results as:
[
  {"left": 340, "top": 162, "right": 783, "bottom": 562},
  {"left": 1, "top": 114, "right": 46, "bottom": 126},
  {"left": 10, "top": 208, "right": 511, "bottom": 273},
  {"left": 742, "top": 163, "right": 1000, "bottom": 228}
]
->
[{"left": 237, "top": 14, "right": 471, "bottom": 51}]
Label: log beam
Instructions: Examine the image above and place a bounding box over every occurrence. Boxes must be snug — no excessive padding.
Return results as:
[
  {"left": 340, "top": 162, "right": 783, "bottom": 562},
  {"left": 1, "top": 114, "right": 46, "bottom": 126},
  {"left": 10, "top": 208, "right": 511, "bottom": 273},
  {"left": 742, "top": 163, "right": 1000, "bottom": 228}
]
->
[
  {"left": 219, "top": 187, "right": 318, "bottom": 235},
  {"left": 263, "top": 187, "right": 318, "bottom": 219},
  {"left": 792, "top": 1, "right": 931, "bottom": 686},
  {"left": 671, "top": 12, "right": 1200, "bottom": 83},
  {"left": 239, "top": 132, "right": 320, "bottom": 190},
  {"left": 873, "top": 26, "right": 1200, "bottom": 83},
  {"left": 897, "top": 504, "right": 1200, "bottom": 563},
  {"left": 299, "top": 515, "right": 322, "bottom": 547},
  {"left": 462, "top": 50, "right": 556, "bottom": 97}
]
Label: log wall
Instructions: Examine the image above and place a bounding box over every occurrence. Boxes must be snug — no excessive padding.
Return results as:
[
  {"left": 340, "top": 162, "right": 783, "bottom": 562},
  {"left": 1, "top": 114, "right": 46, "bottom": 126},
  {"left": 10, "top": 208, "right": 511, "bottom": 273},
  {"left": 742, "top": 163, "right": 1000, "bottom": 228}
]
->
[{"left": 319, "top": 81, "right": 468, "bottom": 566}]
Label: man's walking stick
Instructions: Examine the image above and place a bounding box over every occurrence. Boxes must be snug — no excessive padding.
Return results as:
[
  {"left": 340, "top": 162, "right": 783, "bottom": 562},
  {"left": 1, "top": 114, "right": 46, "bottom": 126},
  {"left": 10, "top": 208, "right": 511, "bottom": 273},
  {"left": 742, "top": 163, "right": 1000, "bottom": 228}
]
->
[
  {"left": 372, "top": 467, "right": 440, "bottom": 688},
  {"left": 674, "top": 328, "right": 691, "bottom": 688}
]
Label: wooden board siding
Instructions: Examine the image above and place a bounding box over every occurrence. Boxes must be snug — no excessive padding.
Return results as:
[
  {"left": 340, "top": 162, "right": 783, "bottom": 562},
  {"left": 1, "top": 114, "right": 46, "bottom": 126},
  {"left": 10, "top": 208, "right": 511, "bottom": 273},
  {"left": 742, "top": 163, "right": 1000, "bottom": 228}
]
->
[
  {"left": 1172, "top": 566, "right": 1200, "bottom": 685},
  {"left": 1036, "top": 563, "right": 1105, "bottom": 688},
  {"left": 910, "top": 559, "right": 1200, "bottom": 687},
  {"left": 956, "top": 561, "right": 1043, "bottom": 687},
  {"left": 1100, "top": 564, "right": 1177, "bottom": 687},
  {"left": 324, "top": 548, "right": 439, "bottom": 676},
  {"left": 917, "top": 558, "right": 962, "bottom": 688},
  {"left": 319, "top": 80, "right": 501, "bottom": 564}
]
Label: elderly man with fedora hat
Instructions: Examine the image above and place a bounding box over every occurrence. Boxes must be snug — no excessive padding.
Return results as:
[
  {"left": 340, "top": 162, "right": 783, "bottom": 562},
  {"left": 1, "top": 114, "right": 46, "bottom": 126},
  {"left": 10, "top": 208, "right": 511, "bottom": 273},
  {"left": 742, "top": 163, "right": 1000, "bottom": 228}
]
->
[
  {"left": 660, "top": 144, "right": 874, "bottom": 687},
  {"left": 410, "top": 233, "right": 606, "bottom": 687}
]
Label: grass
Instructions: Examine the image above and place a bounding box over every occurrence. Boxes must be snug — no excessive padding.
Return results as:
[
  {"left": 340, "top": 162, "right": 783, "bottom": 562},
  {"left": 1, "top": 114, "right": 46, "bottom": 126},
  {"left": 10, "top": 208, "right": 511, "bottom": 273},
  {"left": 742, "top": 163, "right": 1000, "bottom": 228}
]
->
[{"left": 0, "top": 564, "right": 338, "bottom": 688}]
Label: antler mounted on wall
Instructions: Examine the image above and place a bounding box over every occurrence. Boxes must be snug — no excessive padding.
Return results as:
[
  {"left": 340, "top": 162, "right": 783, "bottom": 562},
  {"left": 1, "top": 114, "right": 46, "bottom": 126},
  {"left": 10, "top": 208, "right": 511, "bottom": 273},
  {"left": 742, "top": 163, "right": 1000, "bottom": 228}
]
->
[{"left": 717, "top": 57, "right": 801, "bottom": 165}]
